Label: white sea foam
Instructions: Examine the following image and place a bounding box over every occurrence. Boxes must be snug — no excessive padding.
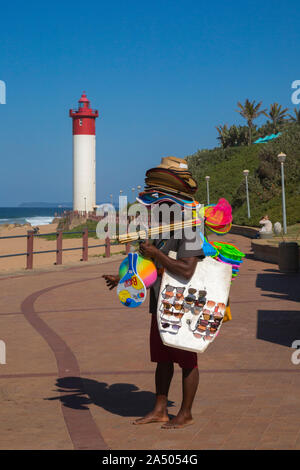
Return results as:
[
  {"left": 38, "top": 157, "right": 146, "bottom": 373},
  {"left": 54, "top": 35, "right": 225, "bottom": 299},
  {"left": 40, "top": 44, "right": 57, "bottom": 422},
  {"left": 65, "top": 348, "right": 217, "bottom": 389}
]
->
[{"left": 25, "top": 217, "right": 55, "bottom": 226}]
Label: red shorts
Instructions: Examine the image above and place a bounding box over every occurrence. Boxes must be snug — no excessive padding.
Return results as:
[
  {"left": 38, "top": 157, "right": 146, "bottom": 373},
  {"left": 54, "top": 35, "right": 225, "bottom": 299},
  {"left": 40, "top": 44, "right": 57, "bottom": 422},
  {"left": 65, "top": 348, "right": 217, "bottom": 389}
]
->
[{"left": 150, "top": 314, "right": 198, "bottom": 369}]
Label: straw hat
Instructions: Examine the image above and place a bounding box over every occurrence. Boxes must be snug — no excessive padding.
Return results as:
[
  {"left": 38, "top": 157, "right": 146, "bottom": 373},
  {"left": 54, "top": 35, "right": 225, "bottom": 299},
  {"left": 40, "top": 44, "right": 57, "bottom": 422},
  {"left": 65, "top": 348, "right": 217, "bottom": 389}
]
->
[
  {"left": 145, "top": 157, "right": 197, "bottom": 194},
  {"left": 157, "top": 156, "right": 189, "bottom": 171}
]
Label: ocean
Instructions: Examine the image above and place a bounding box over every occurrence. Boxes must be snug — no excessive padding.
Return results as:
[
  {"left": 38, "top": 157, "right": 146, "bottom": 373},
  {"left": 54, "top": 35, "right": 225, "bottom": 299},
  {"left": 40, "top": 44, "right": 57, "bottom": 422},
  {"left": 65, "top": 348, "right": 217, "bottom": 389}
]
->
[{"left": 0, "top": 207, "right": 68, "bottom": 226}]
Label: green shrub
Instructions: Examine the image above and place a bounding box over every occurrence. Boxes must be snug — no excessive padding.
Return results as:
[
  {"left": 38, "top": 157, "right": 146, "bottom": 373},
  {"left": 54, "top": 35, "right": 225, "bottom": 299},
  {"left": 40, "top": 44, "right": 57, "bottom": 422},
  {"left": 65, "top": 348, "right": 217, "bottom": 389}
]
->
[{"left": 187, "top": 123, "right": 300, "bottom": 226}]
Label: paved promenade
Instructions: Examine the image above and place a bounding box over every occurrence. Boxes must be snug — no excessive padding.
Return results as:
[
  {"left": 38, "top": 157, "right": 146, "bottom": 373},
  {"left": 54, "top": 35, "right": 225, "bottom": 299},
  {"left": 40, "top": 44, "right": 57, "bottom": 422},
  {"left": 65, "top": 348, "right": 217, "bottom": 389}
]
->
[{"left": 0, "top": 234, "right": 300, "bottom": 450}]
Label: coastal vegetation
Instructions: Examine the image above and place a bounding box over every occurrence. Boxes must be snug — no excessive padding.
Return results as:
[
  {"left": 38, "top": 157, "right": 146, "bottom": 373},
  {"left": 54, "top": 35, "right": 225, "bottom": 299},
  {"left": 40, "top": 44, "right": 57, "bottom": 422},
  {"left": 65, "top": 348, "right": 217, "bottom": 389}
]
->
[{"left": 187, "top": 99, "right": 300, "bottom": 227}]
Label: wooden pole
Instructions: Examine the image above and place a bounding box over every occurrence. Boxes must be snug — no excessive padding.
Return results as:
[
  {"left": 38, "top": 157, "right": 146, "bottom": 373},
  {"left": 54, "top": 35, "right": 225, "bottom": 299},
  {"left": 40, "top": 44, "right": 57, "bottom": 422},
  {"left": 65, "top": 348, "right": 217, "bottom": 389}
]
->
[
  {"left": 56, "top": 230, "right": 63, "bottom": 265},
  {"left": 105, "top": 236, "right": 111, "bottom": 258},
  {"left": 26, "top": 230, "right": 34, "bottom": 270},
  {"left": 82, "top": 228, "right": 88, "bottom": 261}
]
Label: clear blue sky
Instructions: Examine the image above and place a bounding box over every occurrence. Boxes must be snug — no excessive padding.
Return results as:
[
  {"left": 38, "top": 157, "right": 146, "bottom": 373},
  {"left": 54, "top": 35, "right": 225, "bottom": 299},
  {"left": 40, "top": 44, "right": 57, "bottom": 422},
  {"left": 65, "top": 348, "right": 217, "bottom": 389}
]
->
[{"left": 0, "top": 0, "right": 299, "bottom": 205}]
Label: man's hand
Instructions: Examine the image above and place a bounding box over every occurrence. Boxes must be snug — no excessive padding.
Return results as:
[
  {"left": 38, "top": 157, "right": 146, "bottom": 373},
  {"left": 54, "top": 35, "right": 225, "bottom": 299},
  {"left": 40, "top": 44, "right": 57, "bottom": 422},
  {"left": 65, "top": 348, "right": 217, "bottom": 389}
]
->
[
  {"left": 139, "top": 240, "right": 159, "bottom": 259},
  {"left": 102, "top": 274, "right": 120, "bottom": 290}
]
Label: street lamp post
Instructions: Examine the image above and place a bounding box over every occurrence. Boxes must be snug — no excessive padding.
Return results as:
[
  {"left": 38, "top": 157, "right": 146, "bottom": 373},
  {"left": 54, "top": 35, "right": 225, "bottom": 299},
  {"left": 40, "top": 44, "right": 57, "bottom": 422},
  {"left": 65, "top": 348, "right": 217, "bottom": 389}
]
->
[
  {"left": 110, "top": 194, "right": 113, "bottom": 206},
  {"left": 205, "top": 176, "right": 210, "bottom": 205},
  {"left": 137, "top": 185, "right": 141, "bottom": 193},
  {"left": 243, "top": 170, "right": 251, "bottom": 219},
  {"left": 277, "top": 152, "right": 287, "bottom": 234},
  {"left": 131, "top": 187, "right": 135, "bottom": 203}
]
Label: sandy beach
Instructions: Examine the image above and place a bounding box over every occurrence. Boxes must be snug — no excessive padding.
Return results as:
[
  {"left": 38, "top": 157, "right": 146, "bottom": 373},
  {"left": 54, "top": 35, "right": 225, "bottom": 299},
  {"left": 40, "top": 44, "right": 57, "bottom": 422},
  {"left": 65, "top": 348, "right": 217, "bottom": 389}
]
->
[{"left": 0, "top": 222, "right": 124, "bottom": 272}]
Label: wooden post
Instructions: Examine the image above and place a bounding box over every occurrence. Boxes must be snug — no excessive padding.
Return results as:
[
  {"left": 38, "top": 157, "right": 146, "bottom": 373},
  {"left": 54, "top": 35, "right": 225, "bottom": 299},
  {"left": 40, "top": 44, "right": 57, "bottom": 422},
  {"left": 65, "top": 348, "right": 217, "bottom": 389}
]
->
[
  {"left": 56, "top": 230, "right": 63, "bottom": 265},
  {"left": 82, "top": 228, "right": 88, "bottom": 261},
  {"left": 105, "top": 236, "right": 111, "bottom": 258},
  {"left": 126, "top": 243, "right": 130, "bottom": 255},
  {"left": 26, "top": 230, "right": 34, "bottom": 270}
]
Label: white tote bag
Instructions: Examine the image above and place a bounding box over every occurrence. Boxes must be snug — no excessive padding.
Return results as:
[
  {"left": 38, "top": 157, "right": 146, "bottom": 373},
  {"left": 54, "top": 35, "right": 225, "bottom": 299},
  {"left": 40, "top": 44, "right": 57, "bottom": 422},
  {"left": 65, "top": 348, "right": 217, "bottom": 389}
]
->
[{"left": 157, "top": 253, "right": 232, "bottom": 353}]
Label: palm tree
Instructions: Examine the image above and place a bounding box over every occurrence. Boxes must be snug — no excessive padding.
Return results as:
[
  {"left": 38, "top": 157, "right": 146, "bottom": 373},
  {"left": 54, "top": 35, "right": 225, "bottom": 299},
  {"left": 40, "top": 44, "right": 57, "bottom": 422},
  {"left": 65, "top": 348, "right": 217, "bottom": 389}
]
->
[
  {"left": 236, "top": 99, "right": 267, "bottom": 145},
  {"left": 288, "top": 107, "right": 300, "bottom": 124},
  {"left": 216, "top": 124, "right": 229, "bottom": 148},
  {"left": 266, "top": 103, "right": 289, "bottom": 133}
]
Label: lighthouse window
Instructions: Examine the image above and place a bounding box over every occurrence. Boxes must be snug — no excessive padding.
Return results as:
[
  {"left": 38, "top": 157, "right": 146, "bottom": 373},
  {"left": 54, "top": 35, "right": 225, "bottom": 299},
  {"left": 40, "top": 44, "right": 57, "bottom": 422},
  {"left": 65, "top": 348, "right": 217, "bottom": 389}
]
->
[{"left": 79, "top": 119, "right": 83, "bottom": 126}]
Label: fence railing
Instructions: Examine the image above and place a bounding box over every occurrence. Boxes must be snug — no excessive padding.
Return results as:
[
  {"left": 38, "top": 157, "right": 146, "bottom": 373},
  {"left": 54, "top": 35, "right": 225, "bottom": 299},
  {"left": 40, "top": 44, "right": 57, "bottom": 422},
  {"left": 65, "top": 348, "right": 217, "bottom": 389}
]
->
[{"left": 0, "top": 229, "right": 130, "bottom": 270}]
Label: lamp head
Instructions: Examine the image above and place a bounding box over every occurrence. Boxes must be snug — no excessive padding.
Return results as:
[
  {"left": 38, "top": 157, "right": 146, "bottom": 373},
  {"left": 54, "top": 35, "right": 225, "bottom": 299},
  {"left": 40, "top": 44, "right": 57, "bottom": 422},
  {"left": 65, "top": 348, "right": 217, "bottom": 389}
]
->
[
  {"left": 205, "top": 175, "right": 210, "bottom": 181},
  {"left": 243, "top": 169, "right": 249, "bottom": 177},
  {"left": 277, "top": 152, "right": 286, "bottom": 163}
]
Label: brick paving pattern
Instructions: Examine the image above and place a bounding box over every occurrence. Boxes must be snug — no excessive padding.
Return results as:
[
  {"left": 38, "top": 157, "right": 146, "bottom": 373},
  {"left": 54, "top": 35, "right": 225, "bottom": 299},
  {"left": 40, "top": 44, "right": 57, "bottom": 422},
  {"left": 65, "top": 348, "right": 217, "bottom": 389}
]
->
[{"left": 0, "top": 234, "right": 299, "bottom": 450}]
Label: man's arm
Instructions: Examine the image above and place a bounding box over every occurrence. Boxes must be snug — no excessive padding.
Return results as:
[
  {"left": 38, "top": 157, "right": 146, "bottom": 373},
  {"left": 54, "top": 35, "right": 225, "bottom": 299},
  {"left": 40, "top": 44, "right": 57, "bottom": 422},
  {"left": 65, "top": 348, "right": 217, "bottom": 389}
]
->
[{"left": 139, "top": 240, "right": 198, "bottom": 280}]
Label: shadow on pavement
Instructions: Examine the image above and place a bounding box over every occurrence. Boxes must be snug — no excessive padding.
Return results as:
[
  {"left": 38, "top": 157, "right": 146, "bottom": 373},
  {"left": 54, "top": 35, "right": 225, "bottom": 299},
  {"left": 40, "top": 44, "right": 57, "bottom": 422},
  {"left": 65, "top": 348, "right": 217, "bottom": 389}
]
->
[
  {"left": 45, "top": 376, "right": 174, "bottom": 417},
  {"left": 257, "top": 310, "right": 300, "bottom": 347},
  {"left": 256, "top": 270, "right": 300, "bottom": 302}
]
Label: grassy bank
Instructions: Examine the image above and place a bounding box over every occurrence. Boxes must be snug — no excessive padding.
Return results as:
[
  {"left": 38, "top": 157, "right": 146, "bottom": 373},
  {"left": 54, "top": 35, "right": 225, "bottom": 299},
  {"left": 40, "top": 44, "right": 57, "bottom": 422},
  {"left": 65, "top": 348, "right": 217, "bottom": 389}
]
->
[{"left": 187, "top": 123, "right": 300, "bottom": 226}]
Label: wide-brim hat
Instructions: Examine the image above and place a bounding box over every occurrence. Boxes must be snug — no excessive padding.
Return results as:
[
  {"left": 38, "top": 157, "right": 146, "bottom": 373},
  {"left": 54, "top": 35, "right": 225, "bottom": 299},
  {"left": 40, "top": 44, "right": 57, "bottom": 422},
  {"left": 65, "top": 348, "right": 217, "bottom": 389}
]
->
[
  {"left": 143, "top": 184, "right": 195, "bottom": 199},
  {"left": 145, "top": 168, "right": 197, "bottom": 194},
  {"left": 157, "top": 156, "right": 189, "bottom": 171},
  {"left": 145, "top": 156, "right": 197, "bottom": 195},
  {"left": 142, "top": 186, "right": 195, "bottom": 201}
]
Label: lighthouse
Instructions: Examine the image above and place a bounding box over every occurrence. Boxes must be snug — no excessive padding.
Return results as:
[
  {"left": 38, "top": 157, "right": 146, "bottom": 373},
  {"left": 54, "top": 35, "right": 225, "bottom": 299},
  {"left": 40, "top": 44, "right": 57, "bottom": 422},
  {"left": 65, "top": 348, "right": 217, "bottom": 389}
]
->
[{"left": 69, "top": 92, "right": 99, "bottom": 213}]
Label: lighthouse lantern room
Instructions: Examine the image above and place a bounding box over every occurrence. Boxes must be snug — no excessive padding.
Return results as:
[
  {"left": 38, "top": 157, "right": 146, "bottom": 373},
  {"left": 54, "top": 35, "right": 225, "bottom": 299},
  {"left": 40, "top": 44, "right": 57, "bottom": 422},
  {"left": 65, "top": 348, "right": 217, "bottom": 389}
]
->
[{"left": 69, "top": 92, "right": 99, "bottom": 213}]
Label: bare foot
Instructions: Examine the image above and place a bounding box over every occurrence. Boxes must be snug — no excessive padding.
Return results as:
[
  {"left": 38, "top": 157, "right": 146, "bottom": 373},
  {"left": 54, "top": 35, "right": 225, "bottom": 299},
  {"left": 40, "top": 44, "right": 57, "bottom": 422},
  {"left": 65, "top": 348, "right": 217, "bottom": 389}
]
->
[
  {"left": 161, "top": 411, "right": 194, "bottom": 429},
  {"left": 132, "top": 411, "right": 169, "bottom": 425}
]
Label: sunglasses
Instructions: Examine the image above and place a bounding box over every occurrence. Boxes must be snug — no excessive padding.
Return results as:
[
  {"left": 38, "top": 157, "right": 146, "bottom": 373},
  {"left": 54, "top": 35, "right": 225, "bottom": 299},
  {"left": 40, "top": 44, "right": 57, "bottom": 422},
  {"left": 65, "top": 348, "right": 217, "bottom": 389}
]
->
[
  {"left": 213, "top": 313, "right": 223, "bottom": 320},
  {"left": 164, "top": 291, "right": 174, "bottom": 299},
  {"left": 173, "top": 311, "right": 184, "bottom": 318},
  {"left": 193, "top": 306, "right": 201, "bottom": 315},
  {"left": 185, "top": 296, "right": 195, "bottom": 304},
  {"left": 172, "top": 324, "right": 181, "bottom": 332},
  {"left": 162, "top": 300, "right": 172, "bottom": 309},
  {"left": 188, "top": 288, "right": 197, "bottom": 295},
  {"left": 183, "top": 304, "right": 193, "bottom": 312},
  {"left": 196, "top": 324, "right": 207, "bottom": 332},
  {"left": 163, "top": 309, "right": 173, "bottom": 315},
  {"left": 198, "top": 290, "right": 207, "bottom": 297},
  {"left": 176, "top": 287, "right": 185, "bottom": 294},
  {"left": 203, "top": 313, "right": 211, "bottom": 321},
  {"left": 165, "top": 285, "right": 175, "bottom": 292},
  {"left": 174, "top": 303, "right": 183, "bottom": 311},
  {"left": 206, "top": 300, "right": 216, "bottom": 309},
  {"left": 176, "top": 292, "right": 184, "bottom": 300}
]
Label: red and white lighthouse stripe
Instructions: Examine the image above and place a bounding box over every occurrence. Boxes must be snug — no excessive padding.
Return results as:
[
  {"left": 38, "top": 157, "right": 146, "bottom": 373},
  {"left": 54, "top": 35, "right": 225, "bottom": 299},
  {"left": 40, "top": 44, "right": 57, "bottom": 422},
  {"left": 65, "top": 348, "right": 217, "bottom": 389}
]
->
[{"left": 69, "top": 92, "right": 99, "bottom": 213}]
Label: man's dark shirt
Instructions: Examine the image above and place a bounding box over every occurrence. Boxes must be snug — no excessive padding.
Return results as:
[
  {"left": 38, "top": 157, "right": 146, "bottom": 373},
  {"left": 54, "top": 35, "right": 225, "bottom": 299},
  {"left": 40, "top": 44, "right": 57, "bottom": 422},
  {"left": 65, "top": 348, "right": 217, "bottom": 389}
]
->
[{"left": 149, "top": 229, "right": 205, "bottom": 314}]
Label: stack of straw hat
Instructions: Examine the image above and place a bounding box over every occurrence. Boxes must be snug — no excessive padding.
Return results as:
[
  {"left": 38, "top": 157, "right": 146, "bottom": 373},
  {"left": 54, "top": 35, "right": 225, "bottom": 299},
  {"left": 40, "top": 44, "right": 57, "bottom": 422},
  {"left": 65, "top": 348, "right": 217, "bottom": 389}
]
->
[{"left": 144, "top": 156, "right": 198, "bottom": 197}]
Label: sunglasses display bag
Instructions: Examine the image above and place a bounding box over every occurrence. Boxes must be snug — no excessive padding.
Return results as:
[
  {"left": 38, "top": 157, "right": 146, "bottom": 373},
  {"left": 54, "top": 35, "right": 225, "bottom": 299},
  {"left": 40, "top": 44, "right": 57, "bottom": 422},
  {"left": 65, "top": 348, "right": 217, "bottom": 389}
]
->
[{"left": 157, "top": 253, "right": 232, "bottom": 353}]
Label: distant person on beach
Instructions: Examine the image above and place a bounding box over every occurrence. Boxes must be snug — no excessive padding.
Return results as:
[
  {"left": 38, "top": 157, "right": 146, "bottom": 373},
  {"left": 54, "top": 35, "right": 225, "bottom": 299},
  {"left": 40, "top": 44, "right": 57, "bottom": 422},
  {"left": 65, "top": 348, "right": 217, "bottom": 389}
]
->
[{"left": 33, "top": 226, "right": 40, "bottom": 234}]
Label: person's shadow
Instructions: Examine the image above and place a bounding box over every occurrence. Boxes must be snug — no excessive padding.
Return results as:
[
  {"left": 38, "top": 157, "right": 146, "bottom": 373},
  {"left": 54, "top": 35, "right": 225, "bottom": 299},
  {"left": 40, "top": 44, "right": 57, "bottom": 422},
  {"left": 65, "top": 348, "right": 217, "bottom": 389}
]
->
[{"left": 45, "top": 377, "right": 175, "bottom": 417}]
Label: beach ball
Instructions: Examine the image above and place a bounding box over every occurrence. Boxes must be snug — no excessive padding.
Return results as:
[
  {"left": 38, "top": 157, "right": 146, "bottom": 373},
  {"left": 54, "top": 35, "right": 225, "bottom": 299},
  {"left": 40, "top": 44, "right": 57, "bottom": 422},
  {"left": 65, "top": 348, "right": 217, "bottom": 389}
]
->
[{"left": 119, "top": 255, "right": 157, "bottom": 288}]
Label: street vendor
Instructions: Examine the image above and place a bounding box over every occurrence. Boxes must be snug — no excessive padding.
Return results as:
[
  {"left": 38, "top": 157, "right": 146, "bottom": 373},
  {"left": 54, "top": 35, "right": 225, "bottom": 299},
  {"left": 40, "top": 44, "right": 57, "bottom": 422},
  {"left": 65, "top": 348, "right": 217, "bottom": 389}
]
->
[{"left": 103, "top": 157, "right": 205, "bottom": 429}]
